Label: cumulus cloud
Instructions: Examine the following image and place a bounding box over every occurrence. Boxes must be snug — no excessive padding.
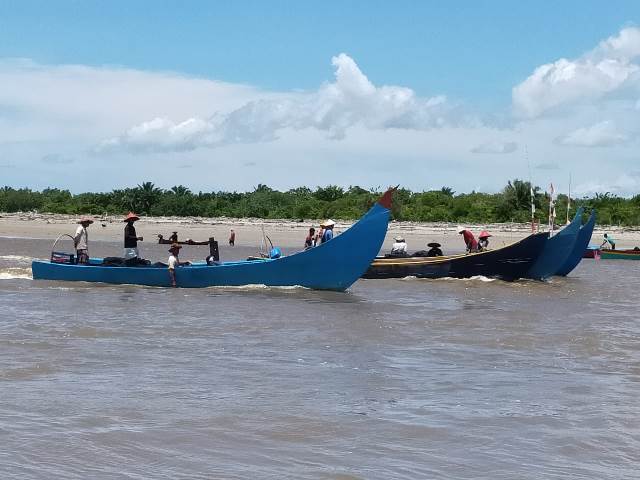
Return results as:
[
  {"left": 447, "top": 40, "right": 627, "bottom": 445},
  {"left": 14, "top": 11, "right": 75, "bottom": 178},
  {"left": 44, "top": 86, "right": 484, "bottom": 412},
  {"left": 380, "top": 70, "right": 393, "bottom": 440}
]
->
[
  {"left": 99, "top": 53, "right": 457, "bottom": 153},
  {"left": 555, "top": 120, "right": 628, "bottom": 147},
  {"left": 513, "top": 27, "right": 640, "bottom": 118},
  {"left": 470, "top": 141, "right": 517, "bottom": 154}
]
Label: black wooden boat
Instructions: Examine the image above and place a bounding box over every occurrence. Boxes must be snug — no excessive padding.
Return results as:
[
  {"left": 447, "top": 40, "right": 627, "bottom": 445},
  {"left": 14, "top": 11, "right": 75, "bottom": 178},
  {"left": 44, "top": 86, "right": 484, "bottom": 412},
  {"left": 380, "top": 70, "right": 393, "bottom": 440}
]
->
[
  {"left": 157, "top": 234, "right": 210, "bottom": 246},
  {"left": 363, "top": 232, "right": 549, "bottom": 281}
]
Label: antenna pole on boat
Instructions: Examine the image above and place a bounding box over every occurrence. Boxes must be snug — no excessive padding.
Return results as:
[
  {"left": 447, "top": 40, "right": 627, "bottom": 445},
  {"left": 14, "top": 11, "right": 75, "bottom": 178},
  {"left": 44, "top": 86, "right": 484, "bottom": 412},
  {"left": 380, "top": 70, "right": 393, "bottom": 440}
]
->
[{"left": 525, "top": 145, "right": 535, "bottom": 233}]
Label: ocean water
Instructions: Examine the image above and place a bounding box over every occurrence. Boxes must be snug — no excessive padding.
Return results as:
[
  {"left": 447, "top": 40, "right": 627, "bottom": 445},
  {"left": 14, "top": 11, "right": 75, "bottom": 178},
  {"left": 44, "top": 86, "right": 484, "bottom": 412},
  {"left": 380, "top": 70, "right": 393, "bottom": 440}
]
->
[{"left": 1, "top": 237, "right": 639, "bottom": 479}]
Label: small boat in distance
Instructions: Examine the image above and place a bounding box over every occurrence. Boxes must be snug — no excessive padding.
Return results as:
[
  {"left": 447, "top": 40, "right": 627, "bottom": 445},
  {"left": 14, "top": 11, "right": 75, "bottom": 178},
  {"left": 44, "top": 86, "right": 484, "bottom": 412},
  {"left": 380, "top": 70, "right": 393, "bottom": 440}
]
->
[
  {"left": 600, "top": 248, "right": 640, "bottom": 260},
  {"left": 362, "top": 232, "right": 549, "bottom": 282},
  {"left": 32, "top": 189, "right": 395, "bottom": 290}
]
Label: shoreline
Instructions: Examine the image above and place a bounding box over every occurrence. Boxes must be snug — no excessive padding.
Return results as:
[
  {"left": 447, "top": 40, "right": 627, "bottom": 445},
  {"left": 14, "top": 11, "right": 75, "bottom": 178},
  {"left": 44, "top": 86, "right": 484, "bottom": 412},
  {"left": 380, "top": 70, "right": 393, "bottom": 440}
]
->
[{"left": 2, "top": 211, "right": 640, "bottom": 250}]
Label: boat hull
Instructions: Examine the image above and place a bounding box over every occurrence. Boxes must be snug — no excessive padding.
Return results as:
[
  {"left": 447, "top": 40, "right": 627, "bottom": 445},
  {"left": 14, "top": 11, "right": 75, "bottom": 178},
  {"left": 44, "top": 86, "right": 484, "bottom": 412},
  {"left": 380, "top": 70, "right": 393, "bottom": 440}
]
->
[
  {"left": 526, "top": 208, "right": 583, "bottom": 280},
  {"left": 32, "top": 195, "right": 392, "bottom": 291},
  {"left": 363, "top": 232, "right": 549, "bottom": 281},
  {"left": 555, "top": 210, "right": 596, "bottom": 276},
  {"left": 600, "top": 249, "right": 640, "bottom": 260}
]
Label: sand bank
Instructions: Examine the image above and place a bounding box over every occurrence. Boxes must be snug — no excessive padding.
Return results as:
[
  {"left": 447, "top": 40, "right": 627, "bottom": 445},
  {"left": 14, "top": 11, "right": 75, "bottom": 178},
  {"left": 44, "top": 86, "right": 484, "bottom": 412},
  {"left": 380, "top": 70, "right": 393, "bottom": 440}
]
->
[{"left": 1, "top": 212, "right": 640, "bottom": 253}]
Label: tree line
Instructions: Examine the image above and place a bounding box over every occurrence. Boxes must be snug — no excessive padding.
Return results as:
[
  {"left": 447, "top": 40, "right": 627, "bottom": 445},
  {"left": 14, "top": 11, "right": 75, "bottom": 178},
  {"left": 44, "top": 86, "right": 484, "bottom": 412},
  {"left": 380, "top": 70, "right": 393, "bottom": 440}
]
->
[{"left": 1, "top": 180, "right": 639, "bottom": 226}]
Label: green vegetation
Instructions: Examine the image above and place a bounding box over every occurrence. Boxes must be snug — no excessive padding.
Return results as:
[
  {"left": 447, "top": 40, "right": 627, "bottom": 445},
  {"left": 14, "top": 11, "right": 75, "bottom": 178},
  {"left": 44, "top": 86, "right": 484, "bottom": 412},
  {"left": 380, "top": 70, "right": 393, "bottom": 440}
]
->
[{"left": 1, "top": 180, "right": 639, "bottom": 226}]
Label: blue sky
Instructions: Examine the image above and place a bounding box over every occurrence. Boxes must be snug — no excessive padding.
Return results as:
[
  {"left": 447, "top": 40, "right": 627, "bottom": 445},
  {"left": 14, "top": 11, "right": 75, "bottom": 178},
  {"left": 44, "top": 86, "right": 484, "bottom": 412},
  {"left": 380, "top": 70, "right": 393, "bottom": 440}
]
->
[{"left": 1, "top": 1, "right": 640, "bottom": 195}]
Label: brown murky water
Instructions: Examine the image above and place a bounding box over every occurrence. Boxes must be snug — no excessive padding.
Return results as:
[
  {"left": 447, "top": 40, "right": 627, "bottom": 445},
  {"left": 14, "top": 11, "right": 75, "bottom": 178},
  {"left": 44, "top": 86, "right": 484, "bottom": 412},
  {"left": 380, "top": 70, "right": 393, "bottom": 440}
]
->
[{"left": 1, "top": 237, "right": 639, "bottom": 479}]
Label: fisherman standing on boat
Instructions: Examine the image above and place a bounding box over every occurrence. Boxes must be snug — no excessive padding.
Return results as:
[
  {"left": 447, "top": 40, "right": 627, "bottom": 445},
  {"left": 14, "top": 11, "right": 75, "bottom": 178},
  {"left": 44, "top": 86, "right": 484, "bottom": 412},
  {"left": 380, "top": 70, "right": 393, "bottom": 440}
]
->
[
  {"left": 601, "top": 233, "right": 616, "bottom": 250},
  {"left": 73, "top": 217, "right": 93, "bottom": 264},
  {"left": 320, "top": 220, "right": 335, "bottom": 243},
  {"left": 304, "top": 227, "right": 316, "bottom": 249},
  {"left": 457, "top": 226, "right": 478, "bottom": 253},
  {"left": 123, "top": 212, "right": 143, "bottom": 259}
]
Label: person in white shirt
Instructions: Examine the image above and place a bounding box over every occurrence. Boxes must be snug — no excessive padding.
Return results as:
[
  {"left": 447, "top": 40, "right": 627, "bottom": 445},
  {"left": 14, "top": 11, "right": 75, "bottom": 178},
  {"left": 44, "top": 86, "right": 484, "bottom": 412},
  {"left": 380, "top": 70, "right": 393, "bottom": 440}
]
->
[
  {"left": 73, "top": 217, "right": 94, "bottom": 264},
  {"left": 168, "top": 244, "right": 190, "bottom": 287},
  {"left": 390, "top": 235, "right": 408, "bottom": 256}
]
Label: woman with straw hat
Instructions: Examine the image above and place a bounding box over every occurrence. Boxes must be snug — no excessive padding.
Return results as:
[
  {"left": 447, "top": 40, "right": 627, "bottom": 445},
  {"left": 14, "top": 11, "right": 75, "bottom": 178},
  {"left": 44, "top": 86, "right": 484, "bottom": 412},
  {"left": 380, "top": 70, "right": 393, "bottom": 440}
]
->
[
  {"left": 123, "top": 212, "right": 143, "bottom": 259},
  {"left": 73, "top": 217, "right": 94, "bottom": 264}
]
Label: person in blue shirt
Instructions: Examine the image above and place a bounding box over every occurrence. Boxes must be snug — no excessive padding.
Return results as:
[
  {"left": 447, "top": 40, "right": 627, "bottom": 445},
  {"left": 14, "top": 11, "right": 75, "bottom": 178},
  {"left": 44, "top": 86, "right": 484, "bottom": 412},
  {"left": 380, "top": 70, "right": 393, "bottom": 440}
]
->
[
  {"left": 601, "top": 233, "right": 616, "bottom": 250},
  {"left": 320, "top": 219, "right": 335, "bottom": 243}
]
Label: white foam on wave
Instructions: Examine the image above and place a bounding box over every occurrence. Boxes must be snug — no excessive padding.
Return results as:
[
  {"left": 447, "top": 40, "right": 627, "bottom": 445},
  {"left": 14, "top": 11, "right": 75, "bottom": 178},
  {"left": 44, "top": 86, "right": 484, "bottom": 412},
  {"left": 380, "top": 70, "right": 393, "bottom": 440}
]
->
[
  {"left": 206, "top": 283, "right": 308, "bottom": 291},
  {"left": 400, "top": 275, "right": 495, "bottom": 283},
  {"left": 0, "top": 255, "right": 33, "bottom": 262}
]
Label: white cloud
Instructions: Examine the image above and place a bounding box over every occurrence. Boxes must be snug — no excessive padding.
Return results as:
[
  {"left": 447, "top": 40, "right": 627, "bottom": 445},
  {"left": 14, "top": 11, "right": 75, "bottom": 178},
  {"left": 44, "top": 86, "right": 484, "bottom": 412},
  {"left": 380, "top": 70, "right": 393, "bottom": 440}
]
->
[
  {"left": 574, "top": 171, "right": 640, "bottom": 197},
  {"left": 513, "top": 27, "right": 640, "bottom": 118},
  {"left": 556, "top": 120, "right": 628, "bottom": 147},
  {"left": 99, "top": 53, "right": 456, "bottom": 153},
  {"left": 470, "top": 141, "right": 517, "bottom": 154}
]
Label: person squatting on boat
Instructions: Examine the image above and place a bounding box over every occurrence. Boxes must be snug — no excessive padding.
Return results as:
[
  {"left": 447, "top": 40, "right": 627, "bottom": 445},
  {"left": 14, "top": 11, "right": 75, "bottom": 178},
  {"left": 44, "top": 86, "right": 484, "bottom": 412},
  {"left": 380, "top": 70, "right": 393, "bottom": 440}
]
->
[
  {"left": 123, "top": 212, "right": 143, "bottom": 259},
  {"left": 478, "top": 230, "right": 492, "bottom": 251},
  {"left": 168, "top": 243, "right": 191, "bottom": 287},
  {"left": 304, "top": 227, "right": 316, "bottom": 249},
  {"left": 458, "top": 226, "right": 478, "bottom": 253},
  {"left": 73, "top": 217, "right": 93, "bottom": 264},
  {"left": 320, "top": 219, "right": 335, "bottom": 243},
  {"left": 601, "top": 233, "right": 616, "bottom": 250},
  {"left": 390, "top": 236, "right": 408, "bottom": 256}
]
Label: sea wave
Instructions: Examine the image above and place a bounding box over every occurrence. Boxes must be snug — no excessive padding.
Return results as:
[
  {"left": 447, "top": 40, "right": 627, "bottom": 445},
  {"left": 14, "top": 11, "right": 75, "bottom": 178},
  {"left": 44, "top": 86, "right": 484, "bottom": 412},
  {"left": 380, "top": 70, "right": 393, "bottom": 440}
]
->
[
  {"left": 0, "top": 267, "right": 33, "bottom": 280},
  {"left": 0, "top": 255, "right": 33, "bottom": 262},
  {"left": 401, "top": 275, "right": 495, "bottom": 283}
]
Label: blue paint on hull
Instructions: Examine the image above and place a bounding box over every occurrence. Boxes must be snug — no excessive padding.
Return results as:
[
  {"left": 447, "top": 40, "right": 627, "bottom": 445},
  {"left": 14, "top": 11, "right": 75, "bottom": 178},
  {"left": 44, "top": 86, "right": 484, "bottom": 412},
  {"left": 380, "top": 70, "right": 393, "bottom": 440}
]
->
[
  {"left": 32, "top": 202, "right": 390, "bottom": 291},
  {"left": 555, "top": 210, "right": 597, "bottom": 276},
  {"left": 526, "top": 207, "right": 583, "bottom": 280}
]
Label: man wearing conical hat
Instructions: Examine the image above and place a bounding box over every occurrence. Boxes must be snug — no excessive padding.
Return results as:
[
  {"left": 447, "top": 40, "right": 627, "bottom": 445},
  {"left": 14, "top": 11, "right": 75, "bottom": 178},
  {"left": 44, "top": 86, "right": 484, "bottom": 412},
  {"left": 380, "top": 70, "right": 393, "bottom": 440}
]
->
[
  {"left": 73, "top": 217, "right": 94, "bottom": 264},
  {"left": 123, "top": 212, "right": 143, "bottom": 259}
]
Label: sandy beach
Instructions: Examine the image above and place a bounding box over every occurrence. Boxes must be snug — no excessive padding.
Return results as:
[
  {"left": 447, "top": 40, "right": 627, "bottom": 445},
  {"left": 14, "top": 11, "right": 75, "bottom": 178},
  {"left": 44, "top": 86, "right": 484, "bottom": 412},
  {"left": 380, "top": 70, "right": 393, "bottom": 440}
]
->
[{"left": 2, "top": 211, "right": 640, "bottom": 254}]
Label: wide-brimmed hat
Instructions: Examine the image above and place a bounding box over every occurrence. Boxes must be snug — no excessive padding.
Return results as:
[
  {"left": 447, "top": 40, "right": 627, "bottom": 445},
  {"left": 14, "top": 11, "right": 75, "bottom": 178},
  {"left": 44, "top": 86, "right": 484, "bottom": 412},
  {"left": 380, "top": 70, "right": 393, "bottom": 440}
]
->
[
  {"left": 77, "top": 217, "right": 94, "bottom": 224},
  {"left": 168, "top": 243, "right": 182, "bottom": 252},
  {"left": 427, "top": 242, "right": 441, "bottom": 248},
  {"left": 478, "top": 230, "right": 492, "bottom": 238},
  {"left": 457, "top": 226, "right": 465, "bottom": 234},
  {"left": 394, "top": 236, "right": 405, "bottom": 242},
  {"left": 124, "top": 212, "right": 140, "bottom": 222},
  {"left": 321, "top": 219, "right": 335, "bottom": 227}
]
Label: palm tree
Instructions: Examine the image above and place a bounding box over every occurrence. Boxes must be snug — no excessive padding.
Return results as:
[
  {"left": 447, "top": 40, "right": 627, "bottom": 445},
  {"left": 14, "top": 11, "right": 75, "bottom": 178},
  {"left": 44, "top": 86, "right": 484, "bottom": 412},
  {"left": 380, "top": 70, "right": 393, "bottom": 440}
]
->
[
  {"left": 170, "top": 185, "right": 192, "bottom": 196},
  {"left": 134, "top": 181, "right": 163, "bottom": 214}
]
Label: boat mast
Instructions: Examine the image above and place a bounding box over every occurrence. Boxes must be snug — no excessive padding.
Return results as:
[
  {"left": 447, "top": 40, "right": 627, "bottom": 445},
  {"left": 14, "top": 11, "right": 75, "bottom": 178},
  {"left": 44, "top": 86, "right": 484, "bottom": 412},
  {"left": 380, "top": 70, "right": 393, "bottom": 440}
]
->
[
  {"left": 548, "top": 182, "right": 556, "bottom": 234},
  {"left": 525, "top": 145, "right": 536, "bottom": 233},
  {"left": 566, "top": 173, "right": 571, "bottom": 225}
]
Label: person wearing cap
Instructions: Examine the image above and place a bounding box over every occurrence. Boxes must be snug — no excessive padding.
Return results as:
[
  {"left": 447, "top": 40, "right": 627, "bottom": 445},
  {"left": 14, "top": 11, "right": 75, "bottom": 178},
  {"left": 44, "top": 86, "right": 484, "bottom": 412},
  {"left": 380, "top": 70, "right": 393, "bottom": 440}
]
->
[
  {"left": 73, "top": 217, "right": 94, "bottom": 264},
  {"left": 168, "top": 243, "right": 190, "bottom": 287},
  {"left": 320, "top": 219, "right": 335, "bottom": 244},
  {"left": 478, "top": 230, "right": 492, "bottom": 251},
  {"left": 123, "top": 212, "right": 143, "bottom": 259},
  {"left": 390, "top": 235, "right": 408, "bottom": 256},
  {"left": 457, "top": 226, "right": 478, "bottom": 253}
]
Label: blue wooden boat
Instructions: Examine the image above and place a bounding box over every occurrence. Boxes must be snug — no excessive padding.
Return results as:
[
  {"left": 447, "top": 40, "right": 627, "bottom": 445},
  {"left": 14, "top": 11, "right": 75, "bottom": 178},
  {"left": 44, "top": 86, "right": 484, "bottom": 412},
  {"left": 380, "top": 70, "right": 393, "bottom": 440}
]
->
[
  {"left": 363, "top": 232, "right": 549, "bottom": 281},
  {"left": 32, "top": 190, "right": 394, "bottom": 291},
  {"left": 555, "top": 210, "right": 596, "bottom": 276},
  {"left": 525, "top": 207, "right": 583, "bottom": 280}
]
